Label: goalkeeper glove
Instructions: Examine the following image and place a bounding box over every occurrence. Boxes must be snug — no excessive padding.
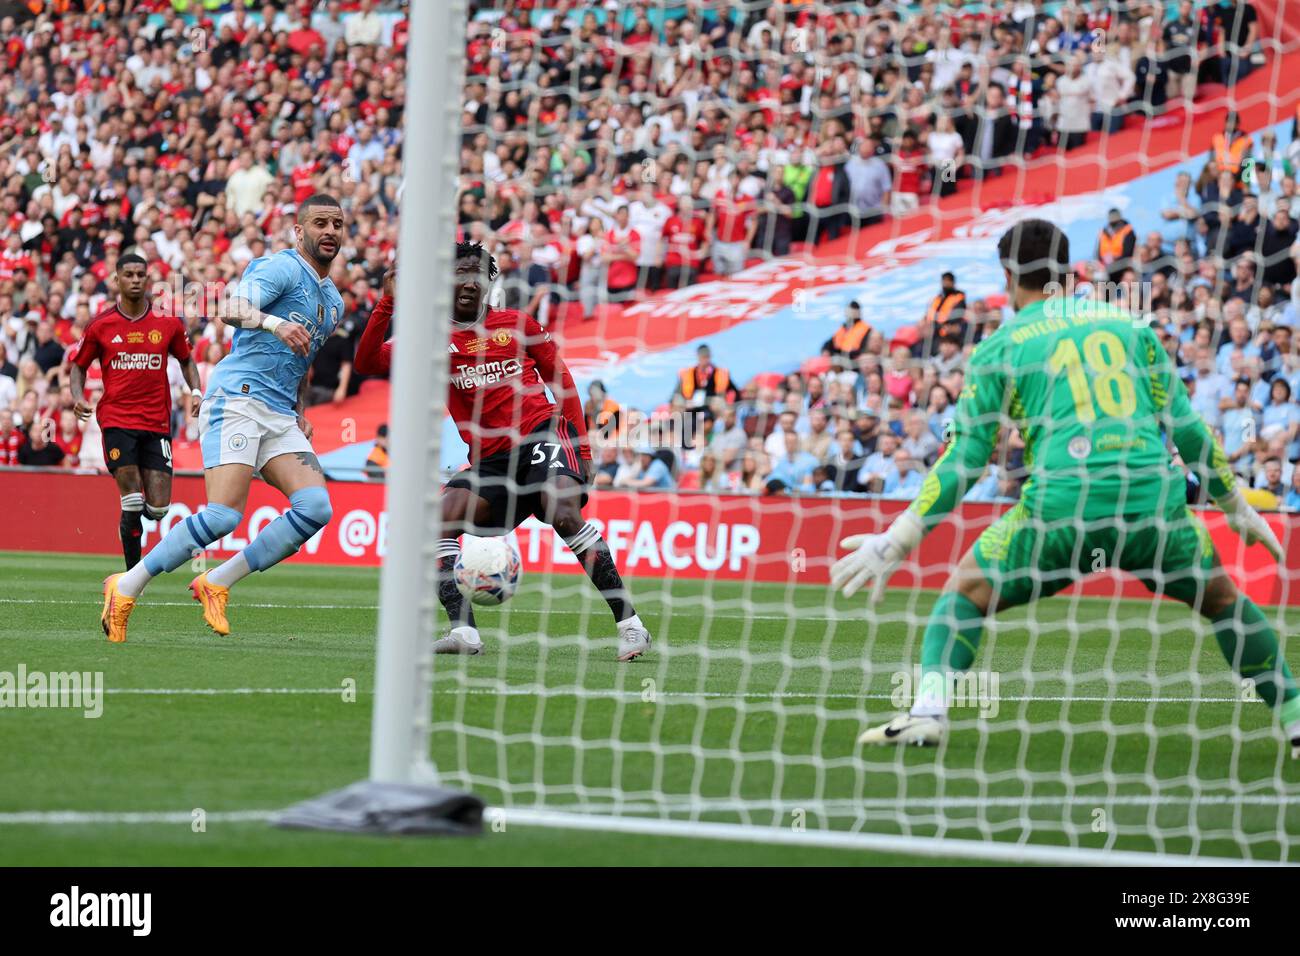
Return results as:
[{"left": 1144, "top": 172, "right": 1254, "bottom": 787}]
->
[
  {"left": 831, "top": 509, "right": 925, "bottom": 602},
  {"left": 1218, "top": 488, "right": 1284, "bottom": 562}
]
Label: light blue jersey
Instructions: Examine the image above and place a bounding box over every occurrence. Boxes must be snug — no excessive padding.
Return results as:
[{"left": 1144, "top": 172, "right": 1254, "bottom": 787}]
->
[{"left": 207, "top": 249, "right": 345, "bottom": 415}]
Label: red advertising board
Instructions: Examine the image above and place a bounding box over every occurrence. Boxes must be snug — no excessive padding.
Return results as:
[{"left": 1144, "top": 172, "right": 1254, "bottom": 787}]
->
[{"left": 2, "top": 468, "right": 1296, "bottom": 606}]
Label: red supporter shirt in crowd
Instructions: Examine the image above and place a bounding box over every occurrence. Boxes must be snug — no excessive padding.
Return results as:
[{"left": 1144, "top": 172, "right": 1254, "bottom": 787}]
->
[
  {"left": 353, "top": 299, "right": 588, "bottom": 465},
  {"left": 603, "top": 226, "right": 641, "bottom": 289},
  {"left": 72, "top": 302, "right": 191, "bottom": 435},
  {"left": 55, "top": 428, "right": 82, "bottom": 467},
  {"left": 0, "top": 248, "right": 35, "bottom": 282},
  {"left": 292, "top": 161, "right": 319, "bottom": 202},
  {"left": 662, "top": 213, "right": 707, "bottom": 268},
  {"left": 712, "top": 188, "right": 754, "bottom": 243},
  {"left": 893, "top": 147, "right": 926, "bottom": 194},
  {"left": 812, "top": 165, "right": 836, "bottom": 206},
  {"left": 1, "top": 425, "right": 22, "bottom": 465}
]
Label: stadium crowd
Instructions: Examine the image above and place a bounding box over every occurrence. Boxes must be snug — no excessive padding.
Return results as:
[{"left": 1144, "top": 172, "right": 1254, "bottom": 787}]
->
[
  {"left": 3, "top": 0, "right": 1299, "bottom": 512},
  {"left": 0, "top": 0, "right": 407, "bottom": 469}
]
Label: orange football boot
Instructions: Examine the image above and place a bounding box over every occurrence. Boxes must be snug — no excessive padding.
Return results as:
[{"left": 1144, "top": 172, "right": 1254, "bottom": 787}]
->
[
  {"left": 189, "top": 571, "right": 231, "bottom": 635},
  {"left": 100, "top": 573, "right": 136, "bottom": 643}
]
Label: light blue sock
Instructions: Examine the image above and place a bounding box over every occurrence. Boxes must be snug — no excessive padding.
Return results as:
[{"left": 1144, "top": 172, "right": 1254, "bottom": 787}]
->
[
  {"left": 141, "top": 503, "right": 242, "bottom": 577},
  {"left": 244, "top": 487, "right": 333, "bottom": 572}
]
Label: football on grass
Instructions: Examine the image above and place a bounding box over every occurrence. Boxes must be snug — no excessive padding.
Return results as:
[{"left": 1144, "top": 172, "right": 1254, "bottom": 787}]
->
[{"left": 454, "top": 535, "right": 522, "bottom": 606}]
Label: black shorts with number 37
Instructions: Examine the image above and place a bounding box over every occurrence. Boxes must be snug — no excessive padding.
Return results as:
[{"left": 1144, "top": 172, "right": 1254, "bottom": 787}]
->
[
  {"left": 103, "top": 428, "right": 173, "bottom": 473},
  {"left": 446, "top": 420, "right": 588, "bottom": 531}
]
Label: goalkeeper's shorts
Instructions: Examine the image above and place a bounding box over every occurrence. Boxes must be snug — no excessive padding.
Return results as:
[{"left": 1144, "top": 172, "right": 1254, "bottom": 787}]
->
[
  {"left": 445, "top": 419, "right": 588, "bottom": 532},
  {"left": 972, "top": 504, "right": 1219, "bottom": 609}
]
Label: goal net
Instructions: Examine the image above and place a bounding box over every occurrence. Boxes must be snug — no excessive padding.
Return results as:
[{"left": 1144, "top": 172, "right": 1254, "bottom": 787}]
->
[{"left": 387, "top": 0, "right": 1300, "bottom": 863}]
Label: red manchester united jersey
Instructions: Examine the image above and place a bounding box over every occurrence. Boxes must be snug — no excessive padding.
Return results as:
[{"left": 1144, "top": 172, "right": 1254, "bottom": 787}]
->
[
  {"left": 447, "top": 309, "right": 586, "bottom": 463},
  {"left": 72, "top": 302, "right": 191, "bottom": 434}
]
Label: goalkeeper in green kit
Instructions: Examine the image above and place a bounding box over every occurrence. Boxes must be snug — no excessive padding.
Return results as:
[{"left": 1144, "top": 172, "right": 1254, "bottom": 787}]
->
[{"left": 833, "top": 219, "right": 1300, "bottom": 752}]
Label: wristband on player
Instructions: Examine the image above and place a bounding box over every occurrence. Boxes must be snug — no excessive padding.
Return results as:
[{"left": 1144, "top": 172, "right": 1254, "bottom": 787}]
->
[
  {"left": 261, "top": 315, "right": 285, "bottom": 334},
  {"left": 885, "top": 508, "right": 926, "bottom": 557},
  {"left": 190, "top": 388, "right": 203, "bottom": 403}
]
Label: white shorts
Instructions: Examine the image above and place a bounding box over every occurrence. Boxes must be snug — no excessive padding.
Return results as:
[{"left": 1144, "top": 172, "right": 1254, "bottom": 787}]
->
[
  {"left": 891, "top": 192, "right": 920, "bottom": 215},
  {"left": 711, "top": 240, "right": 747, "bottom": 276},
  {"left": 199, "top": 390, "right": 313, "bottom": 471}
]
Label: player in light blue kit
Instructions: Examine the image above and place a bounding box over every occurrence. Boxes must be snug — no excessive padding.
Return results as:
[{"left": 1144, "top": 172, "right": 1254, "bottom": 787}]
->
[{"left": 101, "top": 194, "right": 347, "bottom": 642}]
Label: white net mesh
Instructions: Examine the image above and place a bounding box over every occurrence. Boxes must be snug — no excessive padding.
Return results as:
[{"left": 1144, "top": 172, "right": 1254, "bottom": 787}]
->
[{"left": 420, "top": 0, "right": 1300, "bottom": 861}]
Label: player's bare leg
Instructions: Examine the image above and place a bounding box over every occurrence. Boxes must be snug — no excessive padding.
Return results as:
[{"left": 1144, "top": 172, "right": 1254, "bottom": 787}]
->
[
  {"left": 431, "top": 487, "right": 491, "bottom": 655},
  {"left": 192, "top": 453, "right": 333, "bottom": 635},
  {"left": 859, "top": 547, "right": 994, "bottom": 746},
  {"left": 538, "top": 476, "right": 652, "bottom": 662},
  {"left": 111, "top": 465, "right": 147, "bottom": 570},
  {"left": 140, "top": 465, "right": 173, "bottom": 544}
]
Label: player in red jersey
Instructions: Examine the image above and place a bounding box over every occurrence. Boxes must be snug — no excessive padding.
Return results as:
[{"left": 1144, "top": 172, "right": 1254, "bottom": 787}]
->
[
  {"left": 354, "top": 241, "right": 652, "bottom": 660},
  {"left": 70, "top": 253, "right": 201, "bottom": 578}
]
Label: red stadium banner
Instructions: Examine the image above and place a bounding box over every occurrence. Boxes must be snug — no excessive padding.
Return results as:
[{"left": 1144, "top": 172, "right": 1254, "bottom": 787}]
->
[{"left": 3, "top": 468, "right": 1297, "bottom": 606}]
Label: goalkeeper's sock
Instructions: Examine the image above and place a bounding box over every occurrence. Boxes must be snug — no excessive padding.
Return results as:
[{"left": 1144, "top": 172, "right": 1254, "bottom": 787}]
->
[
  {"left": 913, "top": 592, "right": 986, "bottom": 717},
  {"left": 120, "top": 503, "right": 243, "bottom": 597},
  {"left": 119, "top": 493, "right": 144, "bottom": 569},
  {"left": 1210, "top": 598, "right": 1298, "bottom": 717},
  {"left": 564, "top": 522, "right": 634, "bottom": 624},
  {"left": 435, "top": 539, "right": 476, "bottom": 630}
]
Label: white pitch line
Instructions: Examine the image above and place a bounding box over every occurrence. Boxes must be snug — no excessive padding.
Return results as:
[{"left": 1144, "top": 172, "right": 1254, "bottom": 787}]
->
[
  {"left": 4, "top": 790, "right": 1298, "bottom": 825},
  {"left": 442, "top": 686, "right": 1247, "bottom": 704},
  {"left": 490, "top": 808, "right": 1292, "bottom": 867},
  {"left": 1, "top": 806, "right": 1287, "bottom": 865},
  {"left": 94, "top": 685, "right": 1249, "bottom": 704},
  {"left": 104, "top": 687, "right": 350, "bottom": 696},
  {"left": 0, "top": 810, "right": 275, "bottom": 825},
  {"left": 0, "top": 596, "right": 1185, "bottom": 625},
  {"left": 0, "top": 595, "right": 863, "bottom": 622}
]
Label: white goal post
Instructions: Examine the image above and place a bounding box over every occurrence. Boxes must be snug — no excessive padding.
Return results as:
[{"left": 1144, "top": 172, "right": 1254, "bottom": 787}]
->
[
  {"left": 368, "top": 0, "right": 467, "bottom": 787},
  {"left": 276, "top": 0, "right": 474, "bottom": 832}
]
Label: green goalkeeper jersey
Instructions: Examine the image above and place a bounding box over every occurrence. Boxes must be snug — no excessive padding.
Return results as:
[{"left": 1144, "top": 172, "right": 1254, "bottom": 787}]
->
[{"left": 910, "top": 296, "right": 1237, "bottom": 527}]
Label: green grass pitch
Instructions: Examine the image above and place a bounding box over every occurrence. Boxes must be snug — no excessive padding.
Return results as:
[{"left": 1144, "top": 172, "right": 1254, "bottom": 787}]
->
[{"left": 2, "top": 550, "right": 1298, "bottom": 865}]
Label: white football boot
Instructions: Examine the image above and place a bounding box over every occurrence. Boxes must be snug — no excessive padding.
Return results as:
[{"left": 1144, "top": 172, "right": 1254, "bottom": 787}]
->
[
  {"left": 857, "top": 713, "right": 947, "bottom": 747},
  {"left": 433, "top": 626, "right": 484, "bottom": 656},
  {"left": 616, "top": 622, "right": 652, "bottom": 662}
]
